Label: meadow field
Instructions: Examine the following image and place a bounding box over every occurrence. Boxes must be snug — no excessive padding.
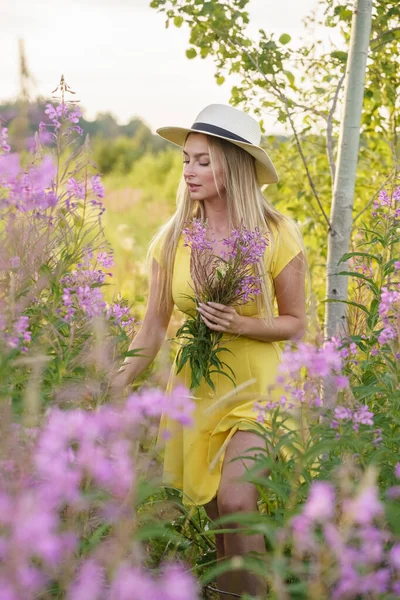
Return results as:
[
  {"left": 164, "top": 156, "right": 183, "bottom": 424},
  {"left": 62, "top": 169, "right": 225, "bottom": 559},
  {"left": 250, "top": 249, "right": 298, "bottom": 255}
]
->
[{"left": 0, "top": 96, "right": 399, "bottom": 599}]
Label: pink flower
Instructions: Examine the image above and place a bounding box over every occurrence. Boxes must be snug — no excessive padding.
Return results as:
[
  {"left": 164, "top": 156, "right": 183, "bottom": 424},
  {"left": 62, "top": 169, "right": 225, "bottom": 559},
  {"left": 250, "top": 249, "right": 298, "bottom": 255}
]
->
[
  {"left": 97, "top": 252, "right": 114, "bottom": 269},
  {"left": 0, "top": 152, "right": 20, "bottom": 182},
  {"left": 1, "top": 126, "right": 11, "bottom": 153},
  {"left": 91, "top": 174, "right": 104, "bottom": 199},
  {"left": 389, "top": 544, "right": 400, "bottom": 571},
  {"left": 67, "top": 177, "right": 85, "bottom": 199},
  {"left": 303, "top": 481, "right": 336, "bottom": 522},
  {"left": 344, "top": 486, "right": 384, "bottom": 525},
  {"left": 160, "top": 563, "right": 199, "bottom": 600},
  {"left": 67, "top": 559, "right": 105, "bottom": 600}
]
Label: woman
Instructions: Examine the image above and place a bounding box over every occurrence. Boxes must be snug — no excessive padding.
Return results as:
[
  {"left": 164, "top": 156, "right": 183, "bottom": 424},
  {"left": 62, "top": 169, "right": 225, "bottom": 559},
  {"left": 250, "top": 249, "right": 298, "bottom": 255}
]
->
[{"left": 115, "top": 104, "right": 306, "bottom": 599}]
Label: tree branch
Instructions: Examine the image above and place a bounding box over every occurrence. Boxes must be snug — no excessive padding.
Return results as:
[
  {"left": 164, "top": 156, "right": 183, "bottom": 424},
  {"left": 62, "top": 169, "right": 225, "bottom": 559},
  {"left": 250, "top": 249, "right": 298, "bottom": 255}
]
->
[
  {"left": 227, "top": 37, "right": 332, "bottom": 230},
  {"left": 352, "top": 168, "right": 395, "bottom": 224},
  {"left": 326, "top": 71, "right": 346, "bottom": 185},
  {"left": 370, "top": 27, "right": 400, "bottom": 48}
]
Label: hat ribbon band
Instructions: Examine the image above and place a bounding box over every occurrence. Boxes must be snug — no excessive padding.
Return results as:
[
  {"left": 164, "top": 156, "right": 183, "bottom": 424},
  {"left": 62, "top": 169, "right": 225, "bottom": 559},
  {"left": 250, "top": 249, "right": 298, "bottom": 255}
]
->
[{"left": 190, "top": 122, "right": 251, "bottom": 144}]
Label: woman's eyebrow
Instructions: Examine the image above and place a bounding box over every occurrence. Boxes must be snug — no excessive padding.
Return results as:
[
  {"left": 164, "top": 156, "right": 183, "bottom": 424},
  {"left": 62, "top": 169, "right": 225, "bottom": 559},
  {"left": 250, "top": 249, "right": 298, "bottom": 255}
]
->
[{"left": 182, "top": 151, "right": 210, "bottom": 157}]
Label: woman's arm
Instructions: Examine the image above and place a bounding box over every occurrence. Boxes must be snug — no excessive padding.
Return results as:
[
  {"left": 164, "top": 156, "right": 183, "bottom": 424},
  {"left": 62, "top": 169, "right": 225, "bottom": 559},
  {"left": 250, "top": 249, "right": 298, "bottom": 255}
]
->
[
  {"left": 197, "top": 253, "right": 306, "bottom": 342},
  {"left": 111, "top": 258, "right": 173, "bottom": 389},
  {"left": 239, "top": 253, "right": 306, "bottom": 342}
]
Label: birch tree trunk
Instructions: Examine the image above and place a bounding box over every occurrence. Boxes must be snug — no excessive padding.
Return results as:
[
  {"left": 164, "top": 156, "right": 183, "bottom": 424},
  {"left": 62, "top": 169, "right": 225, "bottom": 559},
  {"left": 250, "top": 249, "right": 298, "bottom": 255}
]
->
[{"left": 325, "top": 0, "right": 373, "bottom": 339}]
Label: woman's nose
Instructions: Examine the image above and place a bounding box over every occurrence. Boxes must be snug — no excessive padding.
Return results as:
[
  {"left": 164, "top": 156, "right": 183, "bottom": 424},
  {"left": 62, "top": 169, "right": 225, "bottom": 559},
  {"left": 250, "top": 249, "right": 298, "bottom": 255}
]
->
[{"left": 184, "top": 163, "right": 196, "bottom": 178}]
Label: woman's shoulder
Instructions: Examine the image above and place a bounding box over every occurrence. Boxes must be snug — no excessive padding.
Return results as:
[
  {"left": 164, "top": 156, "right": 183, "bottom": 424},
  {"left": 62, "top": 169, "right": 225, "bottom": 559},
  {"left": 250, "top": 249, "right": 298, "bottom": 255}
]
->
[{"left": 265, "top": 216, "right": 304, "bottom": 278}]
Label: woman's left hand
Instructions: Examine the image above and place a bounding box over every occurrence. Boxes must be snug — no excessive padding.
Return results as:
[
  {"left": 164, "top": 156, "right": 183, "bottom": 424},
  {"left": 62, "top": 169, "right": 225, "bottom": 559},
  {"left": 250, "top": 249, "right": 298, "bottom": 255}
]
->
[{"left": 196, "top": 301, "right": 243, "bottom": 335}]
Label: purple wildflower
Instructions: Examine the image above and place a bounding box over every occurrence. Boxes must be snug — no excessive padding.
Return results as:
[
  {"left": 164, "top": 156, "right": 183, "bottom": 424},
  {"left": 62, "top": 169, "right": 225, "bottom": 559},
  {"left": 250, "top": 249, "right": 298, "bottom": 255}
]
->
[
  {"left": 67, "top": 559, "right": 105, "bottom": 600},
  {"left": 390, "top": 544, "right": 400, "bottom": 571},
  {"left": 68, "top": 106, "right": 82, "bottom": 125},
  {"left": 161, "top": 563, "right": 199, "bottom": 600},
  {"left": 0, "top": 126, "right": 10, "bottom": 153},
  {"left": 97, "top": 252, "right": 114, "bottom": 269},
  {"left": 303, "top": 481, "right": 336, "bottom": 522},
  {"left": 183, "top": 218, "right": 213, "bottom": 252},
  {"left": 91, "top": 175, "right": 104, "bottom": 199},
  {"left": 76, "top": 285, "right": 106, "bottom": 318},
  {"left": 0, "top": 152, "right": 20, "bottom": 183},
  {"left": 344, "top": 485, "right": 384, "bottom": 525},
  {"left": 66, "top": 177, "right": 85, "bottom": 199},
  {"left": 106, "top": 303, "right": 135, "bottom": 329}
]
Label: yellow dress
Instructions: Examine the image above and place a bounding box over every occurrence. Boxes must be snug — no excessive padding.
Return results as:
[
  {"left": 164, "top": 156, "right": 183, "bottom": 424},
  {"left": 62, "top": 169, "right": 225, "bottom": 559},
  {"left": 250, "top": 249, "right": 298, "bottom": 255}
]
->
[{"left": 151, "top": 220, "right": 303, "bottom": 506}]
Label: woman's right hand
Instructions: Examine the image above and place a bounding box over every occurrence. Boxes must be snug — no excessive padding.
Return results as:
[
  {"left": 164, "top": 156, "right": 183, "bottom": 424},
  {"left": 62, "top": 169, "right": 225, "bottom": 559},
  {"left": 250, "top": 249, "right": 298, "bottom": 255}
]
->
[{"left": 108, "top": 367, "right": 132, "bottom": 401}]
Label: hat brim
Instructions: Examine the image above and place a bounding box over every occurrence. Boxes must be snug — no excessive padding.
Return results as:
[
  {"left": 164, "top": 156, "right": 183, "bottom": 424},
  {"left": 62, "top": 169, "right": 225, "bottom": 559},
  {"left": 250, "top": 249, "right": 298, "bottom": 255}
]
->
[{"left": 156, "top": 126, "right": 279, "bottom": 185}]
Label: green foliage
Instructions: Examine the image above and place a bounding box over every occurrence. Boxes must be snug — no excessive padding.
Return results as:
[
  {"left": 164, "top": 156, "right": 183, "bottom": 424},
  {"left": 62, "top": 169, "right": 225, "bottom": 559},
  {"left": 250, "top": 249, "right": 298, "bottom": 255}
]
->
[
  {"left": 149, "top": 0, "right": 400, "bottom": 329},
  {"left": 175, "top": 311, "right": 235, "bottom": 390}
]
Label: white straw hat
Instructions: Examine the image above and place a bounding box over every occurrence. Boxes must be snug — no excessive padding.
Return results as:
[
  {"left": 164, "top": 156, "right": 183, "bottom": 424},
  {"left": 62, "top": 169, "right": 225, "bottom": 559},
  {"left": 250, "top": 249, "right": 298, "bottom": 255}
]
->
[{"left": 156, "top": 103, "right": 279, "bottom": 185}]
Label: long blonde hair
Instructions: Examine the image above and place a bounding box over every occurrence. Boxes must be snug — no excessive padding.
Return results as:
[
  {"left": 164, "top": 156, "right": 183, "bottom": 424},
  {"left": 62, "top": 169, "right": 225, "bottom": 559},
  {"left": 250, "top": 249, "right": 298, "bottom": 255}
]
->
[{"left": 147, "top": 134, "right": 304, "bottom": 325}]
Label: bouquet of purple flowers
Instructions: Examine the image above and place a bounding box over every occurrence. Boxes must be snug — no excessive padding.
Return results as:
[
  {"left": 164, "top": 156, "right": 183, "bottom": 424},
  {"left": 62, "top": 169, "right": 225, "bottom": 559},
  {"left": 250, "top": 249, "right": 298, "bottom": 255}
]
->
[{"left": 175, "top": 218, "right": 268, "bottom": 391}]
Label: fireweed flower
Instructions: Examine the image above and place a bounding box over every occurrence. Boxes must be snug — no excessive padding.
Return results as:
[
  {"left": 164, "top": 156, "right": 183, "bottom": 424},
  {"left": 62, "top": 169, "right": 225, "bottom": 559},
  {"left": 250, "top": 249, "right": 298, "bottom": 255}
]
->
[
  {"left": 44, "top": 102, "right": 70, "bottom": 130},
  {"left": 0, "top": 126, "right": 10, "bottom": 153},
  {"left": 68, "top": 106, "right": 82, "bottom": 124},
  {"left": 91, "top": 174, "right": 104, "bottom": 199},
  {"left": 76, "top": 285, "right": 106, "bottom": 318},
  {"left": 183, "top": 218, "right": 213, "bottom": 252},
  {"left": 331, "top": 404, "right": 374, "bottom": 433},
  {"left": 343, "top": 485, "right": 384, "bottom": 525},
  {"left": 106, "top": 302, "right": 135, "bottom": 329},
  {"left": 377, "top": 286, "right": 400, "bottom": 346},
  {"left": 289, "top": 476, "right": 400, "bottom": 598},
  {"left": 256, "top": 340, "right": 349, "bottom": 419},
  {"left": 221, "top": 225, "right": 268, "bottom": 265},
  {"left": 3, "top": 315, "right": 32, "bottom": 353},
  {"left": 67, "top": 177, "right": 85, "bottom": 199},
  {"left": 177, "top": 219, "right": 269, "bottom": 390},
  {"left": 0, "top": 387, "right": 196, "bottom": 598},
  {"left": 67, "top": 559, "right": 105, "bottom": 600},
  {"left": 303, "top": 481, "right": 336, "bottom": 522},
  {"left": 1, "top": 155, "right": 57, "bottom": 211},
  {"left": 58, "top": 250, "right": 119, "bottom": 323},
  {"left": 97, "top": 251, "right": 114, "bottom": 269},
  {"left": 0, "top": 152, "right": 21, "bottom": 184},
  {"left": 108, "top": 563, "right": 198, "bottom": 600}
]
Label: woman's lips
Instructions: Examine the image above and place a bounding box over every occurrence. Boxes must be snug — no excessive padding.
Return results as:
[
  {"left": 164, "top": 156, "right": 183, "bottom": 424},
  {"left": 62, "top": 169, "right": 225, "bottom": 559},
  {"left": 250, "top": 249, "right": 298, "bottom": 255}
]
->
[{"left": 188, "top": 184, "right": 200, "bottom": 191}]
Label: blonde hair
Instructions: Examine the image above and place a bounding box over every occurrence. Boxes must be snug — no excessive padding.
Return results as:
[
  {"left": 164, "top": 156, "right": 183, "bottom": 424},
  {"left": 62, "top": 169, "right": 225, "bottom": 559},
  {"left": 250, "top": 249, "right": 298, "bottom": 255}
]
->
[{"left": 147, "top": 134, "right": 305, "bottom": 325}]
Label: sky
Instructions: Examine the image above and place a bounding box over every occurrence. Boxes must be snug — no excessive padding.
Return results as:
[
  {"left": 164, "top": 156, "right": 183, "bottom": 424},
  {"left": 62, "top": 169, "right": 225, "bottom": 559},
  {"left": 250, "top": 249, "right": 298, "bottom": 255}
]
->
[{"left": 0, "top": 0, "right": 341, "bottom": 134}]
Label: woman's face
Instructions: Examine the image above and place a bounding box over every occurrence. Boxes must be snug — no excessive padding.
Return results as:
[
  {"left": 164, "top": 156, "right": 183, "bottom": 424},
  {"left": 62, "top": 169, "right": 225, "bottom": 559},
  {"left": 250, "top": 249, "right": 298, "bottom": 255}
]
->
[{"left": 183, "top": 133, "right": 225, "bottom": 202}]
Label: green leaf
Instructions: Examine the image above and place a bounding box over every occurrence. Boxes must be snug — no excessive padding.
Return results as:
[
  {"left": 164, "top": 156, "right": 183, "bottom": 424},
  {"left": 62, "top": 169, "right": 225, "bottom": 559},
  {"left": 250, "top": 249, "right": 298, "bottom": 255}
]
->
[
  {"left": 336, "top": 270, "right": 379, "bottom": 295},
  {"left": 186, "top": 48, "right": 197, "bottom": 59},
  {"left": 367, "top": 298, "right": 379, "bottom": 329},
  {"left": 331, "top": 50, "right": 348, "bottom": 62},
  {"left": 173, "top": 15, "right": 183, "bottom": 27},
  {"left": 284, "top": 70, "right": 295, "bottom": 87},
  {"left": 338, "top": 251, "right": 382, "bottom": 264},
  {"left": 324, "top": 298, "right": 369, "bottom": 314},
  {"left": 386, "top": 501, "right": 400, "bottom": 535},
  {"left": 279, "top": 33, "right": 291, "bottom": 45},
  {"left": 216, "top": 75, "right": 225, "bottom": 86}
]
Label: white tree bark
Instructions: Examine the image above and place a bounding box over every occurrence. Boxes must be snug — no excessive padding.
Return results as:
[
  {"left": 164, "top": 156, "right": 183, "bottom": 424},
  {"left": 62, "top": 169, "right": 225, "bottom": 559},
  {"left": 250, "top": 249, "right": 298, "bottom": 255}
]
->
[{"left": 325, "top": 0, "right": 372, "bottom": 339}]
